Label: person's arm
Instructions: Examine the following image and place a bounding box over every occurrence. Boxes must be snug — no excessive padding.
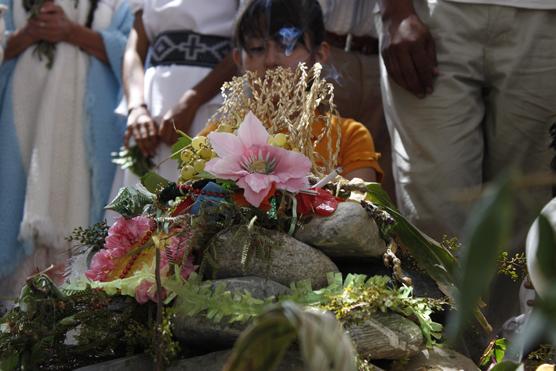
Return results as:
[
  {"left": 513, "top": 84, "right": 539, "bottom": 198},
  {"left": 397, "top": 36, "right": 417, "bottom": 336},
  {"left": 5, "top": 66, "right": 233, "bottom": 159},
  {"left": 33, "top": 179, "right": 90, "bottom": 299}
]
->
[
  {"left": 378, "top": 0, "right": 437, "bottom": 98},
  {"left": 122, "top": 12, "right": 159, "bottom": 157},
  {"left": 123, "top": 11, "right": 148, "bottom": 111},
  {"left": 336, "top": 117, "right": 384, "bottom": 183},
  {"left": 344, "top": 168, "right": 377, "bottom": 182},
  {"left": 66, "top": 23, "right": 108, "bottom": 63},
  {"left": 3, "top": 21, "right": 41, "bottom": 60},
  {"left": 159, "top": 53, "right": 237, "bottom": 144}
]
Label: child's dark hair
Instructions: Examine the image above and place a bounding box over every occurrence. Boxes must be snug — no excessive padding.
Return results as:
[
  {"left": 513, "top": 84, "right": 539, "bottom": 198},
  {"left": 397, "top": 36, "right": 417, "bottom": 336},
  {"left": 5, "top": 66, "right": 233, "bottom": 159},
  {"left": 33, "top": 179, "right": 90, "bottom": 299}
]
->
[{"left": 234, "top": 0, "right": 325, "bottom": 52}]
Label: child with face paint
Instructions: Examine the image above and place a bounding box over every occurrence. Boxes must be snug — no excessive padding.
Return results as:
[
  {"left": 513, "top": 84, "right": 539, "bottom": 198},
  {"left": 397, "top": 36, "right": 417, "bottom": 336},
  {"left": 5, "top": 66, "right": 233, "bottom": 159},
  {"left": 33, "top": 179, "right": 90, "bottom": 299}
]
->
[{"left": 200, "top": 0, "right": 383, "bottom": 182}]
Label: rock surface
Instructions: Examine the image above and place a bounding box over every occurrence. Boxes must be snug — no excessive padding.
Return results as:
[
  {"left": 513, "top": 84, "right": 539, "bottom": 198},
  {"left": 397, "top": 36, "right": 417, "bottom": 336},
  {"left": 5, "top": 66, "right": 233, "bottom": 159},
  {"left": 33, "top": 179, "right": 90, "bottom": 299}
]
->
[
  {"left": 75, "top": 350, "right": 305, "bottom": 371},
  {"left": 74, "top": 354, "right": 152, "bottom": 371},
  {"left": 295, "top": 202, "right": 387, "bottom": 258},
  {"left": 174, "top": 277, "right": 290, "bottom": 347},
  {"left": 391, "top": 347, "right": 480, "bottom": 371},
  {"left": 208, "top": 226, "right": 339, "bottom": 289},
  {"left": 346, "top": 311, "right": 424, "bottom": 360},
  {"left": 169, "top": 349, "right": 305, "bottom": 371}
]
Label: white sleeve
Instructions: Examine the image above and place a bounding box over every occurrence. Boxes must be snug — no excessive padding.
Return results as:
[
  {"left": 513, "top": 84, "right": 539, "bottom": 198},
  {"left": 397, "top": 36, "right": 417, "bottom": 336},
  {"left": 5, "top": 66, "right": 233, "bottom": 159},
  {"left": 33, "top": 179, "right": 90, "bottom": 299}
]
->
[{"left": 127, "top": 0, "right": 144, "bottom": 14}]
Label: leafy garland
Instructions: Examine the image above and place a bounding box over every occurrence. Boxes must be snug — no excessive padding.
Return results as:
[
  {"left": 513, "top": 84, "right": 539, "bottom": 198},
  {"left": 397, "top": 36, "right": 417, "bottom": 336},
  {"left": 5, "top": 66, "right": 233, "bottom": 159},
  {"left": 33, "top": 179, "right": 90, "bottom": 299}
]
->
[{"left": 164, "top": 272, "right": 447, "bottom": 347}]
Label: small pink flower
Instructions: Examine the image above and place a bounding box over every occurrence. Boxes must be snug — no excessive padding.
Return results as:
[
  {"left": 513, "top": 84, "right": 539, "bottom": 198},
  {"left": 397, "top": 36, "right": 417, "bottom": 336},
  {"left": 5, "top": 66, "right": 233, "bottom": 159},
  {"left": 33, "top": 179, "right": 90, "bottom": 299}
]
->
[
  {"left": 161, "top": 233, "right": 196, "bottom": 280},
  {"left": 85, "top": 250, "right": 115, "bottom": 281},
  {"left": 205, "top": 112, "right": 311, "bottom": 207},
  {"left": 104, "top": 216, "right": 153, "bottom": 251},
  {"left": 135, "top": 280, "right": 153, "bottom": 304},
  {"left": 135, "top": 280, "right": 167, "bottom": 304}
]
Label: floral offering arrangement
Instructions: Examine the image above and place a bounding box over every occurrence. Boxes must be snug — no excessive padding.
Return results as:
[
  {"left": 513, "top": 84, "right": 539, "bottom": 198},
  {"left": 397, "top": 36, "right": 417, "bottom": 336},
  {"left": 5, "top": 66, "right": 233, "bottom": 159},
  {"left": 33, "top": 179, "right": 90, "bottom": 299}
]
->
[{"left": 1, "top": 64, "right": 465, "bottom": 370}]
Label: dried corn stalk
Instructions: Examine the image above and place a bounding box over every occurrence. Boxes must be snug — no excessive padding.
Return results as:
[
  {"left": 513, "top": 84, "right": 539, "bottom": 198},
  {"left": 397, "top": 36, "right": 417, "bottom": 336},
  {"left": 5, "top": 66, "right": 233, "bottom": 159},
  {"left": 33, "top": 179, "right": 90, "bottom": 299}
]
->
[{"left": 209, "top": 63, "right": 341, "bottom": 177}]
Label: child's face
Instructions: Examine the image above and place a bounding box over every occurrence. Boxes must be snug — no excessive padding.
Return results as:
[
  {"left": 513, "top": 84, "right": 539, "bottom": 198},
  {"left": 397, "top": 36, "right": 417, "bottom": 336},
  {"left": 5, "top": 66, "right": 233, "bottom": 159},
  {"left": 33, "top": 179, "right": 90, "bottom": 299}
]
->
[{"left": 233, "top": 36, "right": 329, "bottom": 76}]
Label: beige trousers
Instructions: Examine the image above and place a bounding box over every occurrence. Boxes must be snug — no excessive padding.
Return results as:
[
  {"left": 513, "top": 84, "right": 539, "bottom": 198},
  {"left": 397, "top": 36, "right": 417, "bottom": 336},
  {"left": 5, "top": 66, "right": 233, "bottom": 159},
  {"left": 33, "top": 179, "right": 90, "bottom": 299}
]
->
[
  {"left": 378, "top": 2, "right": 556, "bottom": 336},
  {"left": 327, "top": 46, "right": 396, "bottom": 202},
  {"left": 379, "top": 1, "right": 555, "bottom": 242}
]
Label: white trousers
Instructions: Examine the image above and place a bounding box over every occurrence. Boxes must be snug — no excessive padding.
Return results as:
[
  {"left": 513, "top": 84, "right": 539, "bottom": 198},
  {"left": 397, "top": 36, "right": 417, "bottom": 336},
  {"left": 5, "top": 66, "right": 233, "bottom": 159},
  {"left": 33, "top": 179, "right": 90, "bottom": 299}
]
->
[{"left": 378, "top": 1, "right": 556, "bottom": 241}]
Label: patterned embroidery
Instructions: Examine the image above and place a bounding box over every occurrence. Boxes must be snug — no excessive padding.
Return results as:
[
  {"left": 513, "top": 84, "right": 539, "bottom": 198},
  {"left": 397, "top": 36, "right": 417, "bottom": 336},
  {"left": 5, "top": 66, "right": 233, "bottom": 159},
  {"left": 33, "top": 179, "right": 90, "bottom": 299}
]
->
[{"left": 151, "top": 30, "right": 232, "bottom": 68}]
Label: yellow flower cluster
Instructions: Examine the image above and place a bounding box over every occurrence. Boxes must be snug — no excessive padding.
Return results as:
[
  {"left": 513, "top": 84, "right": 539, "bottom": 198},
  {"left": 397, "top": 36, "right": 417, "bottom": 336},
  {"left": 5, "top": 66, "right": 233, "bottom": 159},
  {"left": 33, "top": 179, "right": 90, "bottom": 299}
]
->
[{"left": 178, "top": 136, "right": 216, "bottom": 182}]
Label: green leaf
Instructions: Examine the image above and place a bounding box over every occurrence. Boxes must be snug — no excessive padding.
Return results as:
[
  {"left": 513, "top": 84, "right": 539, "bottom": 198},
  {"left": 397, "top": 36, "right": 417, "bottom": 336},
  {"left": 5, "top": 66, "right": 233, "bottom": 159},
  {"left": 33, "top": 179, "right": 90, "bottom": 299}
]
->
[
  {"left": 490, "top": 361, "right": 522, "bottom": 371},
  {"left": 494, "top": 338, "right": 508, "bottom": 363},
  {"left": 141, "top": 171, "right": 170, "bottom": 193},
  {"left": 536, "top": 214, "right": 556, "bottom": 280},
  {"left": 0, "top": 352, "right": 19, "bottom": 371},
  {"left": 170, "top": 133, "right": 192, "bottom": 161},
  {"left": 448, "top": 175, "right": 513, "bottom": 340},
  {"left": 365, "top": 183, "right": 457, "bottom": 297},
  {"left": 365, "top": 182, "right": 395, "bottom": 206},
  {"left": 111, "top": 145, "right": 154, "bottom": 177}
]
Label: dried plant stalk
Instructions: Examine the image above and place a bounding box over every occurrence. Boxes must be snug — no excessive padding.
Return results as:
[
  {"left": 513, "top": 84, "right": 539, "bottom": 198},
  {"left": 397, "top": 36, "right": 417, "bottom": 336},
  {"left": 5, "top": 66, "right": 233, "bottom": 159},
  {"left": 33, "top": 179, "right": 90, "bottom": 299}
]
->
[{"left": 209, "top": 63, "right": 341, "bottom": 177}]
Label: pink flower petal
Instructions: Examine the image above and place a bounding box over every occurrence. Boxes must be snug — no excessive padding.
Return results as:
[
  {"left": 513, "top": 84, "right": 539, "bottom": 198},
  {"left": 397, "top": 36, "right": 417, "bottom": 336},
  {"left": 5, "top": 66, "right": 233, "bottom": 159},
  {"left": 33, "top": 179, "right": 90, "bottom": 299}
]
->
[
  {"left": 237, "top": 177, "right": 271, "bottom": 207},
  {"left": 238, "top": 112, "right": 269, "bottom": 148},
  {"left": 277, "top": 176, "right": 309, "bottom": 193},
  {"left": 135, "top": 280, "right": 152, "bottom": 304},
  {"left": 207, "top": 132, "right": 245, "bottom": 158},
  {"left": 242, "top": 172, "right": 274, "bottom": 193},
  {"left": 205, "top": 156, "right": 248, "bottom": 180},
  {"left": 272, "top": 146, "right": 312, "bottom": 179}
]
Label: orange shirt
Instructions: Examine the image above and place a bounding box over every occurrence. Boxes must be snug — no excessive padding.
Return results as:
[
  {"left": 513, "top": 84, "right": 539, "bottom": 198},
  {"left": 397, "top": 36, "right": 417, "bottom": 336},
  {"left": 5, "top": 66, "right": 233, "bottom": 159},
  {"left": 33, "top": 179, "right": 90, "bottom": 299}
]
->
[
  {"left": 198, "top": 114, "right": 383, "bottom": 181},
  {"left": 313, "top": 114, "right": 383, "bottom": 181}
]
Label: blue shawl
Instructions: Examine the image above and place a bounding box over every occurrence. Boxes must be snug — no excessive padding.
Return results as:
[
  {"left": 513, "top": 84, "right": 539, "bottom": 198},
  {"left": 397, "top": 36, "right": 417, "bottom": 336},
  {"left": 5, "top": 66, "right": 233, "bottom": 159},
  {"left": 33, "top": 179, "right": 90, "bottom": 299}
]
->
[{"left": 0, "top": 0, "right": 133, "bottom": 277}]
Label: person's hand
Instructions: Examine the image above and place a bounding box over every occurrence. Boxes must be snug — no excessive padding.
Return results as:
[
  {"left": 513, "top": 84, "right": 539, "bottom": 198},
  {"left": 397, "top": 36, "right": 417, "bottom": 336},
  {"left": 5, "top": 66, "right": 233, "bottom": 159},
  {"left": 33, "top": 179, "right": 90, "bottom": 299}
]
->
[
  {"left": 124, "top": 105, "right": 159, "bottom": 157},
  {"left": 33, "top": 2, "right": 74, "bottom": 43},
  {"left": 21, "top": 18, "right": 43, "bottom": 43},
  {"left": 381, "top": 10, "right": 438, "bottom": 98},
  {"left": 159, "top": 90, "right": 202, "bottom": 145}
]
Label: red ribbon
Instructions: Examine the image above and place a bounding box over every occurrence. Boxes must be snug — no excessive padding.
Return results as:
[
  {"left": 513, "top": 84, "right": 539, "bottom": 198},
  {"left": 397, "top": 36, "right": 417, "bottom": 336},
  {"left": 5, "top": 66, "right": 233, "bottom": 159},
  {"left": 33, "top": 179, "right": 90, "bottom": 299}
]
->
[{"left": 296, "top": 188, "right": 340, "bottom": 216}]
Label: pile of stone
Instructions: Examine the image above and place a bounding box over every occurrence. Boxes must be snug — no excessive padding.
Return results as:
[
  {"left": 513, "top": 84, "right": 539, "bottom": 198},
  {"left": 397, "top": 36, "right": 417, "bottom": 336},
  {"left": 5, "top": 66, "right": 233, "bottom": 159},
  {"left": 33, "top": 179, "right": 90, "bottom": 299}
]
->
[{"left": 78, "top": 202, "right": 477, "bottom": 370}]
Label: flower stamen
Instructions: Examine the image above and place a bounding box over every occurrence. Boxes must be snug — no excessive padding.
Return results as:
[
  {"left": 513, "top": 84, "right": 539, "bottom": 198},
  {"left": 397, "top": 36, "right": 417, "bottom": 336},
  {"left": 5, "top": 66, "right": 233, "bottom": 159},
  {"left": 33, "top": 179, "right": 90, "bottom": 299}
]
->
[{"left": 240, "top": 147, "right": 277, "bottom": 174}]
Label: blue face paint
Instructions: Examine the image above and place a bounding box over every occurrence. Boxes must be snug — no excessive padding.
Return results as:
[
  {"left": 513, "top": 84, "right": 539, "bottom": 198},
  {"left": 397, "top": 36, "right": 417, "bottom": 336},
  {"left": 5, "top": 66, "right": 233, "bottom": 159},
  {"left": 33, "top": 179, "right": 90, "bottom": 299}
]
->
[{"left": 277, "top": 27, "right": 302, "bottom": 56}]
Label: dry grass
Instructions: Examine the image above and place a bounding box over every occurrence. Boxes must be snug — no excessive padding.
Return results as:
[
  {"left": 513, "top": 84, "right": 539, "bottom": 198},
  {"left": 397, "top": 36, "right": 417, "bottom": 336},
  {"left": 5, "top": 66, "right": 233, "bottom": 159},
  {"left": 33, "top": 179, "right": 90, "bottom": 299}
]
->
[{"left": 209, "top": 63, "right": 341, "bottom": 177}]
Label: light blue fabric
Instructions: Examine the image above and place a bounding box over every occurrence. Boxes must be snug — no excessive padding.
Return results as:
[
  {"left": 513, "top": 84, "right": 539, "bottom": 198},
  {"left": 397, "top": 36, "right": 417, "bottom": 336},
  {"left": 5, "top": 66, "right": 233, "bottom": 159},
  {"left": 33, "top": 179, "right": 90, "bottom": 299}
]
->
[
  {"left": 0, "top": 0, "right": 133, "bottom": 277},
  {"left": 0, "top": 0, "right": 30, "bottom": 278},
  {"left": 85, "top": 2, "right": 133, "bottom": 223}
]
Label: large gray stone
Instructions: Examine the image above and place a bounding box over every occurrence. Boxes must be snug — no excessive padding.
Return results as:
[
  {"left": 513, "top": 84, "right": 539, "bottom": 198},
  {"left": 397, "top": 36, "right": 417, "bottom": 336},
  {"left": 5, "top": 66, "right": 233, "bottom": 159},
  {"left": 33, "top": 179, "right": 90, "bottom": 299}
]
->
[
  {"left": 74, "top": 354, "right": 152, "bottom": 371},
  {"left": 214, "top": 276, "right": 291, "bottom": 297},
  {"left": 174, "top": 277, "right": 290, "bottom": 347},
  {"left": 74, "top": 350, "right": 305, "bottom": 371},
  {"left": 346, "top": 312, "right": 424, "bottom": 360},
  {"left": 207, "top": 226, "right": 339, "bottom": 289},
  {"left": 169, "top": 349, "right": 305, "bottom": 371},
  {"left": 391, "top": 347, "right": 479, "bottom": 371},
  {"left": 295, "top": 202, "right": 387, "bottom": 258}
]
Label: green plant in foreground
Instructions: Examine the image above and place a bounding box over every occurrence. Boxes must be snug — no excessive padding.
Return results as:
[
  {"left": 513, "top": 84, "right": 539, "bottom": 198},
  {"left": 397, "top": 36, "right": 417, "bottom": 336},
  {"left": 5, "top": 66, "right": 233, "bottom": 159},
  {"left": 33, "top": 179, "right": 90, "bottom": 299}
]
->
[
  {"left": 223, "top": 302, "right": 357, "bottom": 371},
  {"left": 497, "top": 251, "right": 527, "bottom": 282}
]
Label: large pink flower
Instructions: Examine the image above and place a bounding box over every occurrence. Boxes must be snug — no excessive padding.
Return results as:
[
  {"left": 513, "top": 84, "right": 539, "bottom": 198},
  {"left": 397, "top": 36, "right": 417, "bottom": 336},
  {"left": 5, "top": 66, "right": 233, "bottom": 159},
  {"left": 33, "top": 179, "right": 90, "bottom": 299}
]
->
[
  {"left": 85, "top": 216, "right": 154, "bottom": 282},
  {"left": 205, "top": 112, "right": 311, "bottom": 207}
]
